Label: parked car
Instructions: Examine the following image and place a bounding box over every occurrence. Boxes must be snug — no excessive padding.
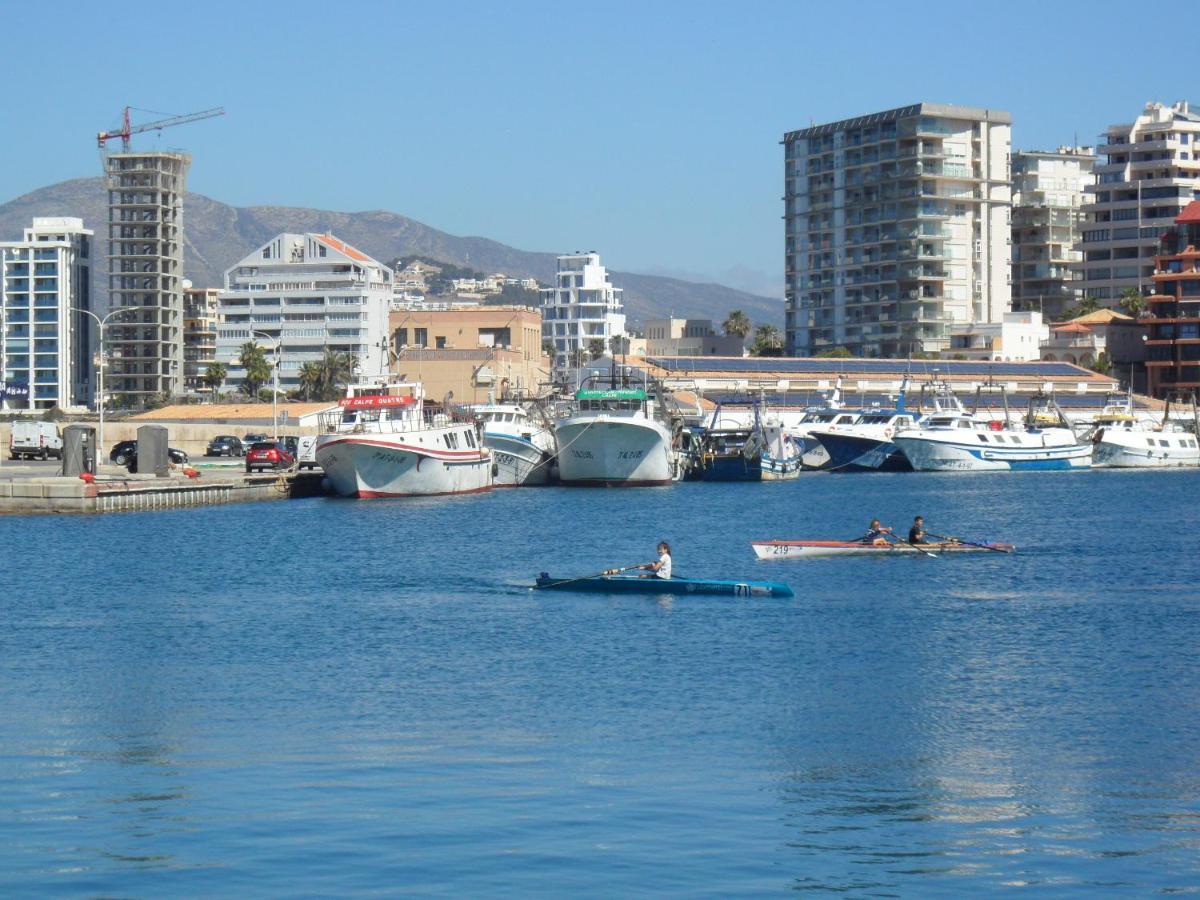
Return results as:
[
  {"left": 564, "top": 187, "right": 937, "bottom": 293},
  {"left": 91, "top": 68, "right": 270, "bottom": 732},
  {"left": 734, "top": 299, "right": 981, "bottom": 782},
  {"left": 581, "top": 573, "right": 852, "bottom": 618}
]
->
[
  {"left": 206, "top": 435, "right": 245, "bottom": 457},
  {"left": 242, "top": 432, "right": 269, "bottom": 444},
  {"left": 245, "top": 441, "right": 295, "bottom": 473},
  {"left": 9, "top": 421, "right": 63, "bottom": 460},
  {"left": 109, "top": 440, "right": 189, "bottom": 469}
]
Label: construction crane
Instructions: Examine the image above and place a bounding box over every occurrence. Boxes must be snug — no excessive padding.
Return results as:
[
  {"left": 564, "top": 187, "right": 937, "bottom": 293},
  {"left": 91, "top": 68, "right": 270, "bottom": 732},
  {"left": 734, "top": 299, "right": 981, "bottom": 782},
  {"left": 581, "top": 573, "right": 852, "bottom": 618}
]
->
[{"left": 96, "top": 106, "right": 225, "bottom": 151}]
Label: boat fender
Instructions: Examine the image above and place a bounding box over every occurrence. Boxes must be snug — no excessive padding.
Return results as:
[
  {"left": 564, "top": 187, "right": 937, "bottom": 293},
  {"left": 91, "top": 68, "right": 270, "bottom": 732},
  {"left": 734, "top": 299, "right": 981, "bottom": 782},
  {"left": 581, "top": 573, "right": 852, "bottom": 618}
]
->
[
  {"left": 492, "top": 461, "right": 499, "bottom": 477},
  {"left": 1092, "top": 428, "right": 1104, "bottom": 444},
  {"left": 884, "top": 426, "right": 893, "bottom": 438}
]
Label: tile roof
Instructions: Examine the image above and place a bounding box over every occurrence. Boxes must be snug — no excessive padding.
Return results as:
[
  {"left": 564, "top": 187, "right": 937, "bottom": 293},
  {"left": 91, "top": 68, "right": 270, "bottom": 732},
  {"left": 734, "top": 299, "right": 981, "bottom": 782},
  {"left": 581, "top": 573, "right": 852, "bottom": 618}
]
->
[
  {"left": 314, "top": 233, "right": 371, "bottom": 262},
  {"left": 1069, "top": 309, "right": 1134, "bottom": 325},
  {"left": 1177, "top": 200, "right": 1200, "bottom": 225}
]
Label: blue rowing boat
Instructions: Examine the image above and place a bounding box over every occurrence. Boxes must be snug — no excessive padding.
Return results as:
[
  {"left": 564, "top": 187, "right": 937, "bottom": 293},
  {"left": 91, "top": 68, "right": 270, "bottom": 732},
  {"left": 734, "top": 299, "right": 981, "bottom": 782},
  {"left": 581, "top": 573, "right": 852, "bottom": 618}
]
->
[{"left": 535, "top": 573, "right": 794, "bottom": 598}]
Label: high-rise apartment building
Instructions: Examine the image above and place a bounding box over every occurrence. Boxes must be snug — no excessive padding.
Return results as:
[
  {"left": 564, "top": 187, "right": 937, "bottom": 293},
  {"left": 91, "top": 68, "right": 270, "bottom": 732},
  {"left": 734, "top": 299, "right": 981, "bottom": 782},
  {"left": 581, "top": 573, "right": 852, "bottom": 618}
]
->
[
  {"left": 783, "top": 103, "right": 1012, "bottom": 358},
  {"left": 539, "top": 252, "right": 626, "bottom": 368},
  {"left": 183, "top": 284, "right": 221, "bottom": 393},
  {"left": 105, "top": 151, "right": 190, "bottom": 403},
  {"left": 1145, "top": 200, "right": 1200, "bottom": 396},
  {"left": 1010, "top": 148, "right": 1095, "bottom": 320},
  {"left": 215, "top": 233, "right": 392, "bottom": 393},
  {"left": 0, "top": 217, "right": 93, "bottom": 411},
  {"left": 1079, "top": 101, "right": 1200, "bottom": 304}
]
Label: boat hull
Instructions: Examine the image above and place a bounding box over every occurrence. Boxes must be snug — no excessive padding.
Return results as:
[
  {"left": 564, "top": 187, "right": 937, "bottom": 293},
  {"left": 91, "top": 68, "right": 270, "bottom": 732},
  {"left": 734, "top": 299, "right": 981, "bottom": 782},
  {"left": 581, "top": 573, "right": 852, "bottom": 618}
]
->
[
  {"left": 535, "top": 574, "right": 794, "bottom": 597},
  {"left": 752, "top": 540, "right": 1014, "bottom": 559},
  {"left": 315, "top": 434, "right": 492, "bottom": 497},
  {"left": 813, "top": 432, "right": 912, "bottom": 472},
  {"left": 689, "top": 452, "right": 762, "bottom": 482},
  {"left": 894, "top": 434, "right": 1093, "bottom": 471},
  {"left": 1091, "top": 431, "right": 1200, "bottom": 468},
  {"left": 761, "top": 452, "right": 803, "bottom": 480},
  {"left": 554, "top": 416, "right": 674, "bottom": 486},
  {"left": 484, "top": 431, "right": 554, "bottom": 486}
]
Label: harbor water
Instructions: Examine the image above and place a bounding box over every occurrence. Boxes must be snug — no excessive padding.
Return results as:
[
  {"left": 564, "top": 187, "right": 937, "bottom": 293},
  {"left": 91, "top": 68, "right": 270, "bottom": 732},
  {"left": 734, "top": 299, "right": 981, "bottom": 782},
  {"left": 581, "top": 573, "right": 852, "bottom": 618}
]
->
[{"left": 1, "top": 471, "right": 1199, "bottom": 894}]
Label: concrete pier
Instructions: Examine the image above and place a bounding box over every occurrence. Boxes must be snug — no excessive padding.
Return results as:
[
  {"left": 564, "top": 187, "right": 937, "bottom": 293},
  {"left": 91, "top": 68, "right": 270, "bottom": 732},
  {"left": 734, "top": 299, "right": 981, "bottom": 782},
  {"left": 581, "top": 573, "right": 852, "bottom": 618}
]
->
[{"left": 0, "top": 469, "right": 320, "bottom": 515}]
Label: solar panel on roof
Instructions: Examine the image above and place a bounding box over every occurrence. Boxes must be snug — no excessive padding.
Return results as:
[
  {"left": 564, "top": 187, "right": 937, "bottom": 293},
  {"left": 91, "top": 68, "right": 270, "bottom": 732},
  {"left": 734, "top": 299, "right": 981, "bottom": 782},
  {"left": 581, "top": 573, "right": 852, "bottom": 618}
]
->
[{"left": 645, "top": 357, "right": 1093, "bottom": 379}]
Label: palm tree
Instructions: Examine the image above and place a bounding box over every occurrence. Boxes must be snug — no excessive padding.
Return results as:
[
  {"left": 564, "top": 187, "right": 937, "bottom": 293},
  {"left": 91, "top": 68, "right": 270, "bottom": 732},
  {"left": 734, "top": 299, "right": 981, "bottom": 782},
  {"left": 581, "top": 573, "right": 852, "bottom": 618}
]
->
[
  {"left": 297, "top": 361, "right": 322, "bottom": 401},
  {"left": 203, "top": 362, "right": 227, "bottom": 401},
  {"left": 750, "top": 324, "right": 783, "bottom": 357},
  {"left": 723, "top": 310, "right": 752, "bottom": 339},
  {"left": 609, "top": 334, "right": 630, "bottom": 357},
  {"left": 568, "top": 347, "right": 588, "bottom": 369},
  {"left": 1119, "top": 287, "right": 1147, "bottom": 317},
  {"left": 239, "top": 342, "right": 271, "bottom": 398},
  {"left": 316, "top": 349, "right": 358, "bottom": 401},
  {"left": 587, "top": 338, "right": 606, "bottom": 360}
]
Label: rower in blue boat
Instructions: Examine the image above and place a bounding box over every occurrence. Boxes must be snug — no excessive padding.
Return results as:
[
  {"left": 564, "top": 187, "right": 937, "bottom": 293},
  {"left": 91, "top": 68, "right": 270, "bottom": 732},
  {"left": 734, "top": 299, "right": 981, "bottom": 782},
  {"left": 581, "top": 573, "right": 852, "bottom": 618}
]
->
[
  {"left": 606, "top": 541, "right": 672, "bottom": 579},
  {"left": 862, "top": 519, "right": 892, "bottom": 545},
  {"left": 908, "top": 516, "right": 927, "bottom": 545}
]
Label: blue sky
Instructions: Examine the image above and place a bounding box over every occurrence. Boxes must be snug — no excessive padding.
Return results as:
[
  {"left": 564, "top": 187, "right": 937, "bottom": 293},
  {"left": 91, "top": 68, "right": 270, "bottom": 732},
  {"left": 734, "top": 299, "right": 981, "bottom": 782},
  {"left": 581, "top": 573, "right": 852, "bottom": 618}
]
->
[{"left": 0, "top": 0, "right": 1183, "bottom": 295}]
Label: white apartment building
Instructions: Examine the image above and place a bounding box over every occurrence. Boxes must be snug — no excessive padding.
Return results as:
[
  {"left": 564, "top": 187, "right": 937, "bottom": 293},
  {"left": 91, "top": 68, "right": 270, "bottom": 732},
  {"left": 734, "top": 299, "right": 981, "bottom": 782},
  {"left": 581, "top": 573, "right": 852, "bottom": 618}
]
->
[
  {"left": 1080, "top": 101, "right": 1200, "bottom": 303},
  {"left": 783, "top": 103, "right": 1012, "bottom": 358},
  {"left": 0, "top": 217, "right": 94, "bottom": 411},
  {"left": 644, "top": 318, "right": 745, "bottom": 357},
  {"left": 183, "top": 283, "right": 221, "bottom": 393},
  {"left": 1011, "top": 148, "right": 1095, "bottom": 320},
  {"left": 943, "top": 310, "right": 1049, "bottom": 362},
  {"left": 539, "top": 252, "right": 626, "bottom": 367},
  {"left": 216, "top": 233, "right": 392, "bottom": 393}
]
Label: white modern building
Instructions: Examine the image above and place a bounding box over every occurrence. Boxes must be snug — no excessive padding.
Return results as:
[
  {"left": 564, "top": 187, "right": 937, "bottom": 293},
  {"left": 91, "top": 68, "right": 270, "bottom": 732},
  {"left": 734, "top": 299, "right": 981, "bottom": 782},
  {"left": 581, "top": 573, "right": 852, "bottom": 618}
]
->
[
  {"left": 942, "top": 310, "right": 1049, "bottom": 362},
  {"left": 644, "top": 318, "right": 746, "bottom": 357},
  {"left": 216, "top": 233, "right": 393, "bottom": 394},
  {"left": 540, "top": 252, "right": 626, "bottom": 367},
  {"left": 783, "top": 103, "right": 1013, "bottom": 358},
  {"left": 1079, "top": 101, "right": 1200, "bottom": 304},
  {"left": 1010, "top": 148, "right": 1095, "bottom": 320},
  {"left": 1, "top": 217, "right": 94, "bottom": 411}
]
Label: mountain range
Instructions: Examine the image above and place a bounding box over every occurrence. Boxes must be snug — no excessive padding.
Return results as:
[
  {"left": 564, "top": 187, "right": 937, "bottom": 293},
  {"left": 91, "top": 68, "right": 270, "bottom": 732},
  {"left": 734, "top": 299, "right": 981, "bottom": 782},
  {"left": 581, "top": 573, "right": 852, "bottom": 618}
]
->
[{"left": 0, "top": 178, "right": 781, "bottom": 328}]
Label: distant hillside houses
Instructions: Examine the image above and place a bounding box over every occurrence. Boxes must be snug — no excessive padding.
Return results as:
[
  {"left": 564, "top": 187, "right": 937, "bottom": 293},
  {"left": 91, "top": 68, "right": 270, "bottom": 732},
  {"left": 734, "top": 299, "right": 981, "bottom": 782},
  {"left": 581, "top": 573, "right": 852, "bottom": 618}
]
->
[{"left": 391, "top": 258, "right": 540, "bottom": 309}]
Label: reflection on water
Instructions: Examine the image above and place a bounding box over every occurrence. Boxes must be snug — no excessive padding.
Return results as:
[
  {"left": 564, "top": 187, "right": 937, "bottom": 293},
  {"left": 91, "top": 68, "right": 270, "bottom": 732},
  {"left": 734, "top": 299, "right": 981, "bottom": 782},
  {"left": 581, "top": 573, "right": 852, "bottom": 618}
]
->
[{"left": 0, "top": 472, "right": 1199, "bottom": 893}]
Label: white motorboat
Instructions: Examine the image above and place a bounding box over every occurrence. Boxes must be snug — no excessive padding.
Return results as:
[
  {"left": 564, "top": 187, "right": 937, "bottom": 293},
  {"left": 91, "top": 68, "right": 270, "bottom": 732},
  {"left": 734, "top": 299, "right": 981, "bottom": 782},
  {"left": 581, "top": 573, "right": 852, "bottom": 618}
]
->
[
  {"left": 475, "top": 402, "right": 557, "bottom": 485},
  {"left": 893, "top": 390, "right": 1093, "bottom": 472},
  {"left": 783, "top": 381, "right": 862, "bottom": 469},
  {"left": 1085, "top": 390, "right": 1200, "bottom": 468},
  {"left": 554, "top": 375, "right": 680, "bottom": 486},
  {"left": 315, "top": 381, "right": 492, "bottom": 498}
]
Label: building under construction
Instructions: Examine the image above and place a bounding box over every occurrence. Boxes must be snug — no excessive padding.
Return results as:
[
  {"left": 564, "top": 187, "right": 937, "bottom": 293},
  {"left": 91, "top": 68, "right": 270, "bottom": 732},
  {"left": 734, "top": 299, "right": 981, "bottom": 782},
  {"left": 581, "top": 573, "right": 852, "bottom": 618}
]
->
[{"left": 104, "top": 150, "right": 191, "bottom": 403}]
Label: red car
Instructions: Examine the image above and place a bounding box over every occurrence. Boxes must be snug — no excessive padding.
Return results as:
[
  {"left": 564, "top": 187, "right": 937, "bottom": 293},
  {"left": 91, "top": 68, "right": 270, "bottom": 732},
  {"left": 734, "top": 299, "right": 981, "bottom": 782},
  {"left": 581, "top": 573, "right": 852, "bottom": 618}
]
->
[{"left": 245, "top": 441, "right": 295, "bottom": 473}]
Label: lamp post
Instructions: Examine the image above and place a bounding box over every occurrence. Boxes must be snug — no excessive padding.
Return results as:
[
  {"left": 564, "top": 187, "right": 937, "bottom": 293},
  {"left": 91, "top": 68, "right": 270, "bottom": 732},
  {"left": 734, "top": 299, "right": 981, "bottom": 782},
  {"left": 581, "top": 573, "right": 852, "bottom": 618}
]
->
[
  {"left": 72, "top": 306, "right": 134, "bottom": 460},
  {"left": 250, "top": 331, "right": 280, "bottom": 439}
]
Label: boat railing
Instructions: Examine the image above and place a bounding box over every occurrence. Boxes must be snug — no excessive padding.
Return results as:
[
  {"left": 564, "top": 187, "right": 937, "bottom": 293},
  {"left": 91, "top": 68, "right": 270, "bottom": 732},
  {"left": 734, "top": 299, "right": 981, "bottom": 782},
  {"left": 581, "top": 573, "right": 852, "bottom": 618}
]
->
[{"left": 318, "top": 404, "right": 469, "bottom": 435}]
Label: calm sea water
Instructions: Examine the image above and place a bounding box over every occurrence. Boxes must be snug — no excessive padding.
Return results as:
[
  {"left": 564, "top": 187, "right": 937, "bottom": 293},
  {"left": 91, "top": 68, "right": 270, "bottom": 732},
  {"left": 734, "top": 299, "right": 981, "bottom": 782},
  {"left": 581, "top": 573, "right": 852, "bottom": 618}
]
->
[{"left": 1, "top": 471, "right": 1199, "bottom": 896}]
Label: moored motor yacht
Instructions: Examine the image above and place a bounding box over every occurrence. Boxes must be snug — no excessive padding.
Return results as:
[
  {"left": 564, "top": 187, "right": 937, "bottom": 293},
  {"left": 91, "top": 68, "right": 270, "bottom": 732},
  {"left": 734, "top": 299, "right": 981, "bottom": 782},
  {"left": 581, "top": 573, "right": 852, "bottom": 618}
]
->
[
  {"left": 474, "top": 401, "right": 557, "bottom": 485},
  {"left": 1084, "top": 390, "right": 1200, "bottom": 468}
]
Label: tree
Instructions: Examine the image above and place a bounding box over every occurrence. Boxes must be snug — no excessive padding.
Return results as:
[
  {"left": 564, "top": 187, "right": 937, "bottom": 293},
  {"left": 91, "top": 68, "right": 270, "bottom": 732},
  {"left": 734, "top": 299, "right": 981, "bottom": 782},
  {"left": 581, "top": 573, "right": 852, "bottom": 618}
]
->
[
  {"left": 297, "top": 361, "right": 322, "bottom": 401},
  {"left": 239, "top": 343, "right": 271, "bottom": 399},
  {"left": 568, "top": 347, "right": 588, "bottom": 369},
  {"left": 1092, "top": 351, "right": 1112, "bottom": 375},
  {"left": 609, "top": 334, "right": 630, "bottom": 357},
  {"left": 315, "top": 349, "right": 358, "bottom": 401},
  {"left": 1119, "top": 287, "right": 1147, "bottom": 318},
  {"left": 542, "top": 340, "right": 557, "bottom": 359},
  {"left": 203, "top": 362, "right": 227, "bottom": 401},
  {"left": 723, "top": 310, "right": 752, "bottom": 339},
  {"left": 750, "top": 324, "right": 784, "bottom": 356},
  {"left": 587, "top": 338, "right": 606, "bottom": 360},
  {"left": 1055, "top": 296, "right": 1101, "bottom": 322},
  {"left": 815, "top": 347, "right": 853, "bottom": 359}
]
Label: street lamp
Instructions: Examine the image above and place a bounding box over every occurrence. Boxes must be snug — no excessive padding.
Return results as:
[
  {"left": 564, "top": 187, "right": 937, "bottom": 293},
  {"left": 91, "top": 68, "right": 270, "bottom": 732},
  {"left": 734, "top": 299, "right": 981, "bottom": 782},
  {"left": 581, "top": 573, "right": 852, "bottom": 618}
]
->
[
  {"left": 72, "top": 305, "right": 135, "bottom": 460},
  {"left": 250, "top": 331, "right": 281, "bottom": 439}
]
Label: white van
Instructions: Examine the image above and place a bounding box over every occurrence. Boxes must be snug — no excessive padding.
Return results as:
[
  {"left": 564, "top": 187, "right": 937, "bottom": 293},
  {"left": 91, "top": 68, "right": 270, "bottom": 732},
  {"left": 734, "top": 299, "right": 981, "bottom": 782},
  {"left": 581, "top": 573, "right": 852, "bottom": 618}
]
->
[
  {"left": 10, "top": 421, "right": 63, "bottom": 460},
  {"left": 297, "top": 435, "right": 319, "bottom": 470}
]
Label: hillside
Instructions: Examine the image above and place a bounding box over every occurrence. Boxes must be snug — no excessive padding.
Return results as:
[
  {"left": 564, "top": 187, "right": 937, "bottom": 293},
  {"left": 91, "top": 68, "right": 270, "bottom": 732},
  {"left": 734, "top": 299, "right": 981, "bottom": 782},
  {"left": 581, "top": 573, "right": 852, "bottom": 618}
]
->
[{"left": 0, "top": 178, "right": 782, "bottom": 328}]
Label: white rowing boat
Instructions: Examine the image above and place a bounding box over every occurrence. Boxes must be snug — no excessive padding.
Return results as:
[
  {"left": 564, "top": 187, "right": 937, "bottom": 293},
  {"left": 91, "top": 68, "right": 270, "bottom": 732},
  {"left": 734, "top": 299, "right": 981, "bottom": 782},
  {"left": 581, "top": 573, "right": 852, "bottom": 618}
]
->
[{"left": 751, "top": 539, "right": 1014, "bottom": 559}]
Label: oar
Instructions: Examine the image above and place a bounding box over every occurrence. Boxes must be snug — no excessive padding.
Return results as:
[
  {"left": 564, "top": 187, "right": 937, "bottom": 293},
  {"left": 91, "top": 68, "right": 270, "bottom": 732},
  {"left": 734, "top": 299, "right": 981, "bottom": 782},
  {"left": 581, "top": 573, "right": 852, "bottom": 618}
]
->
[
  {"left": 883, "top": 529, "right": 939, "bottom": 559},
  {"left": 927, "top": 532, "right": 1011, "bottom": 553},
  {"left": 541, "top": 562, "right": 653, "bottom": 589}
]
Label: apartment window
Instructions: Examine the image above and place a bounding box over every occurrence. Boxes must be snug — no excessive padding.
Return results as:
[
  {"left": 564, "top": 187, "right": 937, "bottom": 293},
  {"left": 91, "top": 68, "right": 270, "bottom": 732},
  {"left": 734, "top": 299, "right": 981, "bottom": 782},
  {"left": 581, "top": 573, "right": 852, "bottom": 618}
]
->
[
  {"left": 394, "top": 328, "right": 408, "bottom": 347},
  {"left": 435, "top": 336, "right": 447, "bottom": 349},
  {"left": 414, "top": 327, "right": 427, "bottom": 347}
]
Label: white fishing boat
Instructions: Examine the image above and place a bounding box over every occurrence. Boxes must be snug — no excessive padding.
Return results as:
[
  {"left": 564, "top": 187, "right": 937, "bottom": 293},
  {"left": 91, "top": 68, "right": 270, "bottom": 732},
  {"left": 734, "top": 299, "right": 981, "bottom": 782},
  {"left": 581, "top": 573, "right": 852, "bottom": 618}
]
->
[
  {"left": 475, "top": 402, "right": 557, "bottom": 485},
  {"left": 554, "top": 374, "right": 680, "bottom": 486},
  {"left": 809, "top": 379, "right": 964, "bottom": 473},
  {"left": 893, "top": 389, "right": 1093, "bottom": 472},
  {"left": 315, "top": 381, "right": 492, "bottom": 498},
  {"left": 1085, "top": 390, "right": 1200, "bottom": 468},
  {"left": 783, "top": 380, "right": 862, "bottom": 469},
  {"left": 761, "top": 419, "right": 803, "bottom": 479}
]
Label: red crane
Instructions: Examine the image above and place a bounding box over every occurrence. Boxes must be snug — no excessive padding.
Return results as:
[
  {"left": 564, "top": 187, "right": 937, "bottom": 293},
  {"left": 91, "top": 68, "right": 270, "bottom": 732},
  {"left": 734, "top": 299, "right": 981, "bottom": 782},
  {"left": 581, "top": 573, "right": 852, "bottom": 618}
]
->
[{"left": 96, "top": 106, "right": 225, "bottom": 151}]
